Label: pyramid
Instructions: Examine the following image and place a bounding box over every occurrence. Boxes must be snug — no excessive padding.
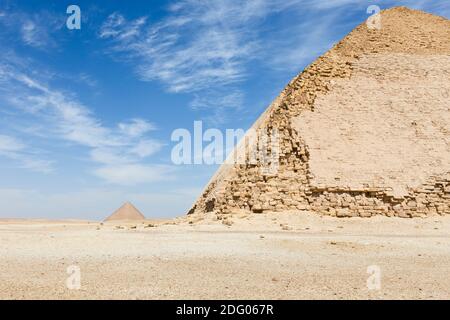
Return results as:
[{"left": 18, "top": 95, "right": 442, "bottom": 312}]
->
[
  {"left": 189, "top": 7, "right": 450, "bottom": 218},
  {"left": 104, "top": 202, "right": 146, "bottom": 221}
]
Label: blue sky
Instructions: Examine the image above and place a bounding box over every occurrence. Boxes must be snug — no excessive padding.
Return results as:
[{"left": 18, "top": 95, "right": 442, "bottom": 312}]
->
[{"left": 0, "top": 0, "right": 449, "bottom": 220}]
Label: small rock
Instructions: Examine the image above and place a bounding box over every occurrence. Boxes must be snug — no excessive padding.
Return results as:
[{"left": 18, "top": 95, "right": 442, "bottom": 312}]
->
[
  {"left": 144, "top": 223, "right": 156, "bottom": 228},
  {"left": 222, "top": 219, "right": 233, "bottom": 226}
]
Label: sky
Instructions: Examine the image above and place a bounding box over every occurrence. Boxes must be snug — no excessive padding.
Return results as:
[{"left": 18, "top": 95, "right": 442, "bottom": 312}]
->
[{"left": 0, "top": 0, "right": 449, "bottom": 220}]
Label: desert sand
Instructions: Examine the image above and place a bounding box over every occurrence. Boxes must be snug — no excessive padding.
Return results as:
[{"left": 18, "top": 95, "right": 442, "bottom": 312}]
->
[{"left": 1, "top": 213, "right": 449, "bottom": 300}]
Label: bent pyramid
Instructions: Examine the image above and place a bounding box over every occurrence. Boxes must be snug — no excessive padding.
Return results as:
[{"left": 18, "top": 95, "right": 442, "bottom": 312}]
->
[
  {"left": 189, "top": 7, "right": 450, "bottom": 218},
  {"left": 104, "top": 202, "right": 146, "bottom": 221}
]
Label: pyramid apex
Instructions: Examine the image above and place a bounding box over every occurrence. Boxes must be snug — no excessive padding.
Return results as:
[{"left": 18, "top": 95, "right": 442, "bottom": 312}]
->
[{"left": 104, "top": 202, "right": 146, "bottom": 222}]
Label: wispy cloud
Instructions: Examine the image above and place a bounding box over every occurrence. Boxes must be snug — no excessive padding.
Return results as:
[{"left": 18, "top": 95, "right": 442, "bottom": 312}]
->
[
  {"left": 118, "top": 118, "right": 156, "bottom": 138},
  {"left": 0, "top": 8, "right": 62, "bottom": 49},
  {"left": 0, "top": 134, "right": 53, "bottom": 173},
  {"left": 21, "top": 20, "right": 46, "bottom": 47},
  {"left": 0, "top": 135, "right": 24, "bottom": 153},
  {"left": 190, "top": 90, "right": 244, "bottom": 124},
  {"left": 99, "top": 5, "right": 255, "bottom": 93},
  {"left": 0, "top": 61, "right": 167, "bottom": 185},
  {"left": 99, "top": 12, "right": 148, "bottom": 41},
  {"left": 97, "top": 0, "right": 307, "bottom": 122},
  {"left": 94, "top": 164, "right": 174, "bottom": 186},
  {"left": 77, "top": 73, "right": 99, "bottom": 88},
  {"left": 94, "top": 0, "right": 371, "bottom": 122},
  {"left": 268, "top": 10, "right": 355, "bottom": 71}
]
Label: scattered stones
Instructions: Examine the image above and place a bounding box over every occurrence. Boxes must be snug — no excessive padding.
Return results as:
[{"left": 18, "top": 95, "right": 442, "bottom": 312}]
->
[{"left": 222, "top": 219, "right": 233, "bottom": 226}]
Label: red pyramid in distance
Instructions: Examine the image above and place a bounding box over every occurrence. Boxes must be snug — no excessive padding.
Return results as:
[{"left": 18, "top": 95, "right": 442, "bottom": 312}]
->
[{"left": 104, "top": 202, "right": 146, "bottom": 221}]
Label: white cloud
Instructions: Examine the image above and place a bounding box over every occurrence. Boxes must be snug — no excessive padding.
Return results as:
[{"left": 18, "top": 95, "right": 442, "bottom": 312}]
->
[
  {"left": 99, "top": 0, "right": 361, "bottom": 96},
  {"left": 268, "top": 10, "right": 349, "bottom": 71},
  {"left": 189, "top": 90, "right": 245, "bottom": 124},
  {"left": 97, "top": 0, "right": 308, "bottom": 123},
  {"left": 78, "top": 73, "right": 98, "bottom": 88},
  {"left": 100, "top": 13, "right": 147, "bottom": 41},
  {"left": 89, "top": 139, "right": 163, "bottom": 165},
  {"left": 21, "top": 21, "right": 42, "bottom": 47},
  {"left": 190, "top": 91, "right": 244, "bottom": 111},
  {"left": 118, "top": 118, "right": 156, "bottom": 137},
  {"left": 129, "top": 139, "right": 164, "bottom": 158},
  {"left": 99, "top": 0, "right": 307, "bottom": 96},
  {"left": 94, "top": 164, "right": 174, "bottom": 186},
  {"left": 0, "top": 63, "right": 166, "bottom": 184},
  {"left": 0, "top": 9, "right": 61, "bottom": 49},
  {"left": 0, "top": 134, "right": 53, "bottom": 173},
  {"left": 19, "top": 158, "right": 54, "bottom": 173},
  {"left": 0, "top": 135, "right": 24, "bottom": 153}
]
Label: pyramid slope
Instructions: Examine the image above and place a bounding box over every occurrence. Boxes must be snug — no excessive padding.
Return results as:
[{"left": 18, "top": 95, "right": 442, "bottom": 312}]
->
[
  {"left": 104, "top": 202, "right": 146, "bottom": 221},
  {"left": 189, "top": 7, "right": 450, "bottom": 218}
]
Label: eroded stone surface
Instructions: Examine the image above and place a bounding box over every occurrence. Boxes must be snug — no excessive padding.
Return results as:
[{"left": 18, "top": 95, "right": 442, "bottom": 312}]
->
[{"left": 294, "top": 53, "right": 450, "bottom": 196}]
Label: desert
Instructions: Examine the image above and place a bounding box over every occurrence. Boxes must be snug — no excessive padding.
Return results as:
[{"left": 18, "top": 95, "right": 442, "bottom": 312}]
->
[{"left": 1, "top": 212, "right": 449, "bottom": 300}]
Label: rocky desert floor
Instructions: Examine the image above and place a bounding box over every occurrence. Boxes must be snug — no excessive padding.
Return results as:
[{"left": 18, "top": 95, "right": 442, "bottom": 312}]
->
[{"left": 0, "top": 212, "right": 449, "bottom": 300}]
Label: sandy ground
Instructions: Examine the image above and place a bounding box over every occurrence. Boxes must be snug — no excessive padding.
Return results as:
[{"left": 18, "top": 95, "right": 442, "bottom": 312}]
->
[{"left": 0, "top": 212, "right": 449, "bottom": 300}]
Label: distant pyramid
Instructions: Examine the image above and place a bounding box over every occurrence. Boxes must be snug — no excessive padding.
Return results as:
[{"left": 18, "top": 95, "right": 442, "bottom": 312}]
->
[
  {"left": 189, "top": 7, "right": 450, "bottom": 218},
  {"left": 104, "top": 202, "right": 146, "bottom": 221}
]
